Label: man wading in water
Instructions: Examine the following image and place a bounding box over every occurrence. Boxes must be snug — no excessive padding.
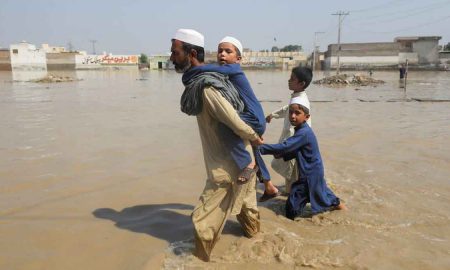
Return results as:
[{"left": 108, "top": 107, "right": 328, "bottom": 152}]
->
[{"left": 170, "top": 29, "right": 262, "bottom": 261}]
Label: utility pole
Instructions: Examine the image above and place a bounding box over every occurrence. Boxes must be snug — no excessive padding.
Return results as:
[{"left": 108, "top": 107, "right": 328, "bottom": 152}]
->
[
  {"left": 404, "top": 58, "right": 409, "bottom": 93},
  {"left": 89, "top": 40, "right": 97, "bottom": 55},
  {"left": 313, "top": 31, "right": 324, "bottom": 71},
  {"left": 332, "top": 11, "right": 349, "bottom": 74},
  {"left": 67, "top": 41, "right": 73, "bottom": 52}
]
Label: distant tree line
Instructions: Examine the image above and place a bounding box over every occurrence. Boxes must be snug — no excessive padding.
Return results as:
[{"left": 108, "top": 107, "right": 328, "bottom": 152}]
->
[
  {"left": 444, "top": 42, "right": 450, "bottom": 51},
  {"left": 139, "top": 53, "right": 148, "bottom": 64},
  {"left": 270, "top": 45, "right": 303, "bottom": 52}
]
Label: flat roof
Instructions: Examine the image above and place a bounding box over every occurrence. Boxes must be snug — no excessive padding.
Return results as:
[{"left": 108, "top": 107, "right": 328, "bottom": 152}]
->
[{"left": 395, "top": 36, "right": 441, "bottom": 42}]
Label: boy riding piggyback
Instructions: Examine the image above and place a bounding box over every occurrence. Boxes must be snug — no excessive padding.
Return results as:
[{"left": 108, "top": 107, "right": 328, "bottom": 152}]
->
[{"left": 183, "top": 36, "right": 279, "bottom": 199}]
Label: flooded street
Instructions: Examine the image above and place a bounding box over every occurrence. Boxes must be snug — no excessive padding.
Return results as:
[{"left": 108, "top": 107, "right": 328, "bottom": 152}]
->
[{"left": 0, "top": 69, "right": 449, "bottom": 269}]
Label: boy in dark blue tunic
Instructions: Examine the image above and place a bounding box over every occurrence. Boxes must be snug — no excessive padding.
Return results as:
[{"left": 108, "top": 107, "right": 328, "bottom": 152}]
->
[
  {"left": 182, "top": 36, "right": 279, "bottom": 199},
  {"left": 259, "top": 96, "right": 347, "bottom": 219}
]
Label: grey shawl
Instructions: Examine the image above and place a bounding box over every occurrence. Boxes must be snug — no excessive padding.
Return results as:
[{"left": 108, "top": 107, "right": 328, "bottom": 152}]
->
[{"left": 180, "top": 72, "right": 244, "bottom": 116}]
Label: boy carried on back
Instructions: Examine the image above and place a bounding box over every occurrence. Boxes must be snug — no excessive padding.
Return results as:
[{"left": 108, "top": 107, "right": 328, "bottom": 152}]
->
[{"left": 183, "top": 36, "right": 279, "bottom": 199}]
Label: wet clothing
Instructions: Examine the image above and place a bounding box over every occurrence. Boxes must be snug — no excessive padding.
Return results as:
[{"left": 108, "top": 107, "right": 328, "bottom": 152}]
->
[
  {"left": 188, "top": 86, "right": 260, "bottom": 261},
  {"left": 268, "top": 91, "right": 310, "bottom": 192},
  {"left": 181, "top": 71, "right": 244, "bottom": 116},
  {"left": 184, "top": 64, "right": 270, "bottom": 181},
  {"left": 260, "top": 122, "right": 340, "bottom": 219}
]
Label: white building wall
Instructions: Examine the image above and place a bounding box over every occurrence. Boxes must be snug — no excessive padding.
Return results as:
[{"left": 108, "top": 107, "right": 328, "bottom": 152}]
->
[
  {"left": 10, "top": 42, "right": 47, "bottom": 71},
  {"left": 324, "top": 55, "right": 423, "bottom": 69},
  {"left": 413, "top": 40, "right": 440, "bottom": 64},
  {"left": 330, "top": 56, "right": 399, "bottom": 66},
  {"left": 75, "top": 54, "right": 102, "bottom": 69},
  {"left": 398, "top": 53, "right": 419, "bottom": 64}
]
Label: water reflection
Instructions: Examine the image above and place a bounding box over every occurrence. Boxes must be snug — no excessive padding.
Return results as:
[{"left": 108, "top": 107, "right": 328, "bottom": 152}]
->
[{"left": 12, "top": 69, "right": 48, "bottom": 82}]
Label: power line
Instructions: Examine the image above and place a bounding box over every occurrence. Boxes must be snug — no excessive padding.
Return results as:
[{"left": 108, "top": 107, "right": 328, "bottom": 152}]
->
[
  {"left": 348, "top": 0, "right": 450, "bottom": 23},
  {"left": 346, "top": 14, "right": 450, "bottom": 34},
  {"left": 377, "top": 14, "right": 450, "bottom": 33},
  {"left": 349, "top": 0, "right": 409, "bottom": 13}
]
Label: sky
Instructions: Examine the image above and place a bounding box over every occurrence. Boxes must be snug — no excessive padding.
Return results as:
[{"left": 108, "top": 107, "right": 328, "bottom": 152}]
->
[{"left": 1, "top": 0, "right": 449, "bottom": 55}]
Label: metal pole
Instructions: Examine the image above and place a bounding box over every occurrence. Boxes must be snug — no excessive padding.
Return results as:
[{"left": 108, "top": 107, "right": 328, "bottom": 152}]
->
[
  {"left": 312, "top": 43, "right": 315, "bottom": 71},
  {"left": 313, "top": 31, "right": 325, "bottom": 71},
  {"left": 332, "top": 11, "right": 349, "bottom": 75},
  {"left": 404, "top": 59, "right": 409, "bottom": 93},
  {"left": 90, "top": 40, "right": 97, "bottom": 55}
]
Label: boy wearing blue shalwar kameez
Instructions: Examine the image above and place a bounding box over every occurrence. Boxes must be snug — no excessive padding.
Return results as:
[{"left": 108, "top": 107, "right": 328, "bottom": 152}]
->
[
  {"left": 259, "top": 96, "right": 347, "bottom": 219},
  {"left": 183, "top": 36, "right": 279, "bottom": 199}
]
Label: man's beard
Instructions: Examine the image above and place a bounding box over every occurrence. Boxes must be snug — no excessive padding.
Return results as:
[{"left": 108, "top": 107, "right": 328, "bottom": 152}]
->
[{"left": 174, "top": 58, "right": 191, "bottom": 73}]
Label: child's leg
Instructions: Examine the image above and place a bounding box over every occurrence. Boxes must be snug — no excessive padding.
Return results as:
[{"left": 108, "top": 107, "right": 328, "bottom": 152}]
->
[
  {"left": 255, "top": 148, "right": 279, "bottom": 197},
  {"left": 308, "top": 175, "right": 342, "bottom": 214},
  {"left": 218, "top": 123, "right": 255, "bottom": 179},
  {"left": 239, "top": 113, "right": 277, "bottom": 195},
  {"left": 285, "top": 180, "right": 309, "bottom": 220},
  {"left": 253, "top": 146, "right": 270, "bottom": 181}
]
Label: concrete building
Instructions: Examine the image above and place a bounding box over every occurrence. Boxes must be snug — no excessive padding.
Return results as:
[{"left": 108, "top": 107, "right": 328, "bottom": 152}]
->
[
  {"left": 324, "top": 36, "right": 441, "bottom": 70},
  {"left": 42, "top": 44, "right": 67, "bottom": 53},
  {"left": 439, "top": 51, "right": 450, "bottom": 70},
  {"left": 204, "top": 50, "right": 307, "bottom": 69},
  {"left": 307, "top": 51, "right": 325, "bottom": 70},
  {"left": 46, "top": 52, "right": 78, "bottom": 70},
  {"left": 0, "top": 49, "right": 12, "bottom": 71},
  {"left": 241, "top": 51, "right": 307, "bottom": 69},
  {"left": 148, "top": 55, "right": 170, "bottom": 69},
  {"left": 395, "top": 36, "right": 441, "bottom": 65},
  {"left": 10, "top": 42, "right": 47, "bottom": 71}
]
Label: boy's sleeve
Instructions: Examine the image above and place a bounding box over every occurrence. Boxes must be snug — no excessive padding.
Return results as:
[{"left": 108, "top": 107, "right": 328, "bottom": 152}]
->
[
  {"left": 260, "top": 133, "right": 307, "bottom": 157},
  {"left": 282, "top": 151, "right": 297, "bottom": 161},
  {"left": 203, "top": 87, "right": 258, "bottom": 141},
  {"left": 197, "top": 64, "right": 241, "bottom": 76},
  {"left": 270, "top": 105, "right": 289, "bottom": 119}
]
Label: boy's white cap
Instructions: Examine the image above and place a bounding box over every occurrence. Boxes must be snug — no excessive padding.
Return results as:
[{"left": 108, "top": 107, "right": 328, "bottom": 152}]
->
[
  {"left": 173, "top": 29, "right": 204, "bottom": 48},
  {"left": 290, "top": 95, "right": 310, "bottom": 110},
  {"left": 219, "top": 36, "right": 243, "bottom": 54}
]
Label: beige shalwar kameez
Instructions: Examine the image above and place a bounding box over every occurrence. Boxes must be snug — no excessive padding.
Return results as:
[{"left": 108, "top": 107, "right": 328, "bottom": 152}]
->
[{"left": 191, "top": 86, "right": 260, "bottom": 261}]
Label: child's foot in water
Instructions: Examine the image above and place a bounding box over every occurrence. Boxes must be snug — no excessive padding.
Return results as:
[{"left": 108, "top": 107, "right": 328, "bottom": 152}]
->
[
  {"left": 237, "top": 165, "right": 258, "bottom": 184},
  {"left": 332, "top": 202, "right": 348, "bottom": 211},
  {"left": 259, "top": 181, "right": 279, "bottom": 202}
]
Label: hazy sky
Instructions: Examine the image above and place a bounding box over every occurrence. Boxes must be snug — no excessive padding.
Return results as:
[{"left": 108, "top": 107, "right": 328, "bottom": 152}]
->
[{"left": 1, "top": 0, "right": 449, "bottom": 55}]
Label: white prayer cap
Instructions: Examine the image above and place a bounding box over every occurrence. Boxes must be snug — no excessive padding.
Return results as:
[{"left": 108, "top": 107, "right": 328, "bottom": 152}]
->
[
  {"left": 219, "top": 36, "right": 243, "bottom": 54},
  {"left": 290, "top": 95, "right": 310, "bottom": 110},
  {"left": 173, "top": 29, "right": 204, "bottom": 48}
]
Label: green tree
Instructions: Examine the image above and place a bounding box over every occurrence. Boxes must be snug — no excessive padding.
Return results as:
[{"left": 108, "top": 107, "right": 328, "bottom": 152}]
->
[
  {"left": 280, "top": 45, "right": 302, "bottom": 52},
  {"left": 139, "top": 53, "right": 148, "bottom": 64},
  {"left": 444, "top": 42, "right": 450, "bottom": 51},
  {"left": 271, "top": 46, "right": 279, "bottom": 52}
]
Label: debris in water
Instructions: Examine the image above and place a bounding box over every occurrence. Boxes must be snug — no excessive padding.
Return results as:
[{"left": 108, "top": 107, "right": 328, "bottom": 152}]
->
[
  {"left": 313, "top": 74, "right": 384, "bottom": 87},
  {"left": 31, "top": 74, "right": 81, "bottom": 83}
]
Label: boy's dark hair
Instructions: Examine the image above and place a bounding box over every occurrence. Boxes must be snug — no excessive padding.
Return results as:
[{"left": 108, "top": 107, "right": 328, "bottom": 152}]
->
[
  {"left": 181, "top": 42, "right": 205, "bottom": 62},
  {"left": 292, "top": 66, "right": 313, "bottom": 89}
]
